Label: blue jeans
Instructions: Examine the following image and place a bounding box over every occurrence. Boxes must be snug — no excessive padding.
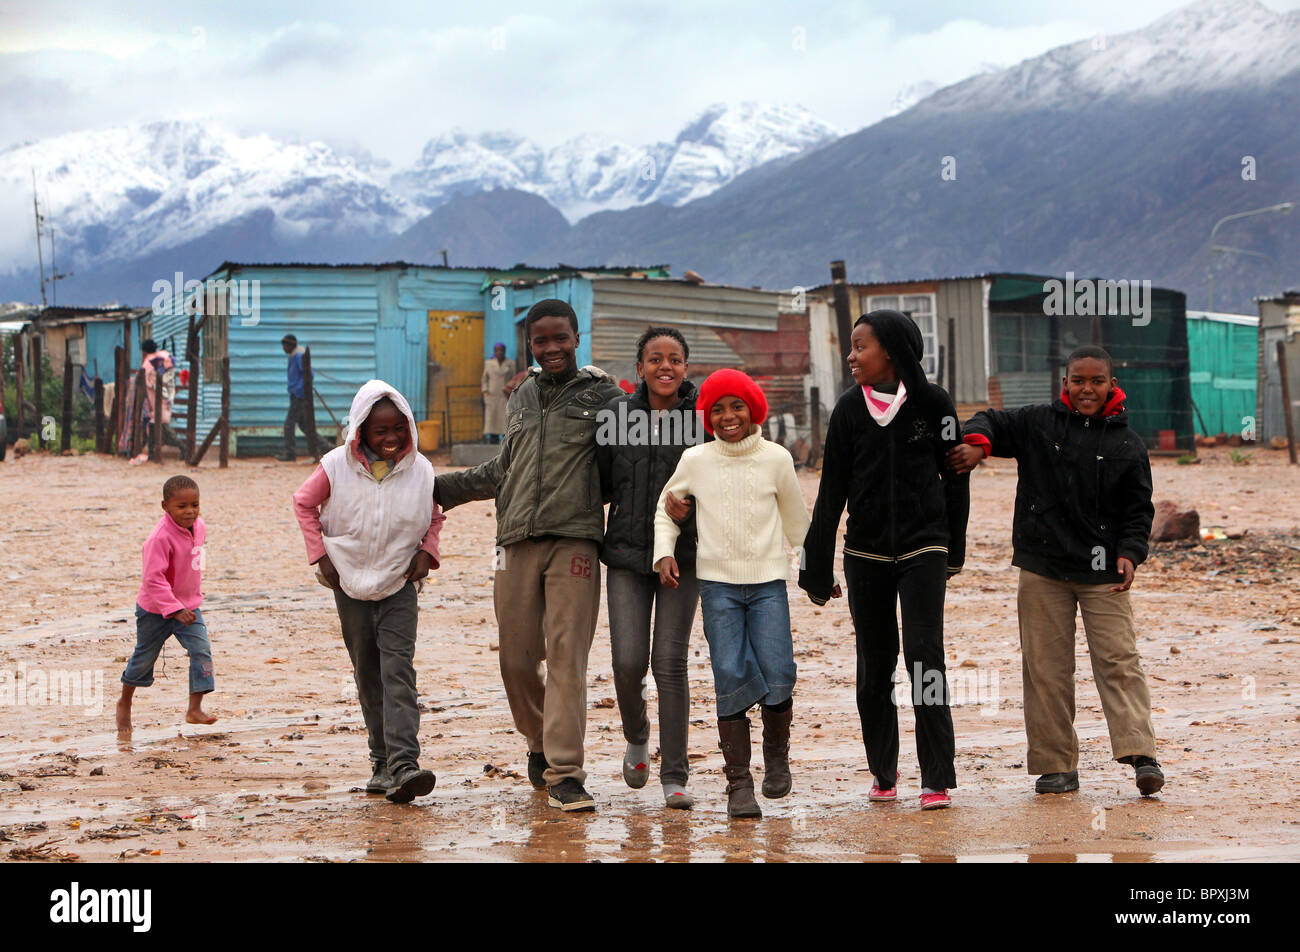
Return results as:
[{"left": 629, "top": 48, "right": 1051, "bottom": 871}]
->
[
  {"left": 122, "top": 605, "right": 215, "bottom": 694},
  {"left": 698, "top": 579, "right": 796, "bottom": 717}
]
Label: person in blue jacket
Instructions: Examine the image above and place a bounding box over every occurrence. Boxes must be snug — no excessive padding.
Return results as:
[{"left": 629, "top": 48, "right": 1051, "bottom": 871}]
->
[{"left": 279, "top": 333, "right": 320, "bottom": 462}]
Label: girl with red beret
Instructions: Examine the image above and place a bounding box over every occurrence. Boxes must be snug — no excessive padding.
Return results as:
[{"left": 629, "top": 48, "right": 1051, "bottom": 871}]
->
[{"left": 652, "top": 368, "right": 810, "bottom": 819}]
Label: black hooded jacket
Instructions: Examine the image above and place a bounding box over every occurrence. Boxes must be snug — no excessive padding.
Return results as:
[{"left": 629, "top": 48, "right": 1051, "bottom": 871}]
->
[
  {"left": 596, "top": 378, "right": 707, "bottom": 572},
  {"left": 799, "top": 310, "right": 970, "bottom": 605},
  {"left": 961, "top": 392, "right": 1154, "bottom": 583}
]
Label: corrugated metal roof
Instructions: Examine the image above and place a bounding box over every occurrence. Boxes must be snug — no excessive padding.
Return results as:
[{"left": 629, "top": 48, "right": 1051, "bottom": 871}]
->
[{"left": 592, "top": 279, "right": 781, "bottom": 331}]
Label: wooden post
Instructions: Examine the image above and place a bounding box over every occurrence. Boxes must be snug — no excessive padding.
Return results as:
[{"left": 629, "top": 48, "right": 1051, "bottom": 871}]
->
[
  {"left": 13, "top": 334, "right": 23, "bottom": 442},
  {"left": 301, "top": 346, "right": 319, "bottom": 459},
  {"left": 1278, "top": 340, "right": 1298, "bottom": 465},
  {"left": 94, "top": 377, "right": 105, "bottom": 452},
  {"left": 61, "top": 338, "right": 74, "bottom": 453},
  {"left": 218, "top": 356, "right": 230, "bottom": 468},
  {"left": 150, "top": 360, "right": 163, "bottom": 463},
  {"left": 947, "top": 318, "right": 956, "bottom": 394},
  {"left": 190, "top": 417, "right": 224, "bottom": 466},
  {"left": 809, "top": 385, "right": 822, "bottom": 468},
  {"left": 109, "top": 345, "right": 123, "bottom": 455},
  {"left": 32, "top": 334, "right": 43, "bottom": 449},
  {"left": 830, "top": 260, "right": 855, "bottom": 392},
  {"left": 129, "top": 369, "right": 145, "bottom": 457},
  {"left": 185, "top": 313, "right": 199, "bottom": 462}
]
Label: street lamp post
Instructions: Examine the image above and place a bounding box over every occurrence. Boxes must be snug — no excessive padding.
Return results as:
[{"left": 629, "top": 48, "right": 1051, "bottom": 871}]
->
[{"left": 1207, "top": 202, "right": 1294, "bottom": 312}]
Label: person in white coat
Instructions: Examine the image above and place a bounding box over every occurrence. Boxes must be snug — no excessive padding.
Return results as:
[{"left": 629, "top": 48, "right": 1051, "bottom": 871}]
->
[{"left": 292, "top": 380, "right": 445, "bottom": 803}]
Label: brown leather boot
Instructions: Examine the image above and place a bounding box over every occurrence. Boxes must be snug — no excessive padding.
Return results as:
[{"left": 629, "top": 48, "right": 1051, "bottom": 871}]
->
[
  {"left": 760, "top": 704, "right": 793, "bottom": 798},
  {"left": 718, "top": 717, "right": 762, "bottom": 819}
]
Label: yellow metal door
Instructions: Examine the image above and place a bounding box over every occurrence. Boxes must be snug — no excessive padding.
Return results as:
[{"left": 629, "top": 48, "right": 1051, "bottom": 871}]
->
[{"left": 427, "top": 310, "right": 484, "bottom": 447}]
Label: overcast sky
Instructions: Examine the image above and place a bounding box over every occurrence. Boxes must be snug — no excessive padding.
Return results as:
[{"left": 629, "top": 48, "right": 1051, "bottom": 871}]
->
[{"left": 3, "top": 0, "right": 1299, "bottom": 164}]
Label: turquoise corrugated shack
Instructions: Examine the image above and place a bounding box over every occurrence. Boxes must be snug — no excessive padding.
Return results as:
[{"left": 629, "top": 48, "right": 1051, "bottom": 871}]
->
[
  {"left": 1185, "top": 311, "right": 1258, "bottom": 437},
  {"left": 150, "top": 261, "right": 672, "bottom": 456}
]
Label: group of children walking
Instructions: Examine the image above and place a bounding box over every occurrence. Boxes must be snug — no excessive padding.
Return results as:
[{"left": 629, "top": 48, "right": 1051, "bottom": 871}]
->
[{"left": 116, "top": 301, "right": 1165, "bottom": 815}]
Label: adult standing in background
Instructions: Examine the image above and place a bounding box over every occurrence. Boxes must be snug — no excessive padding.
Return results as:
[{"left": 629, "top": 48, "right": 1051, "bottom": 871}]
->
[
  {"left": 279, "top": 333, "right": 319, "bottom": 462},
  {"left": 481, "top": 342, "right": 514, "bottom": 444}
]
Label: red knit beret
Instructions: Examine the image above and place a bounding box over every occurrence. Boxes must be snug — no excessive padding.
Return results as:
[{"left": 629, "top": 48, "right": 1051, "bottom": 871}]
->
[{"left": 697, "top": 368, "right": 768, "bottom": 435}]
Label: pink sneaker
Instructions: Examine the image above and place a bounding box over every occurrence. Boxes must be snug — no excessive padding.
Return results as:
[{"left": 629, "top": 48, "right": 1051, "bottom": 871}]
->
[
  {"left": 920, "top": 790, "right": 952, "bottom": 810},
  {"left": 869, "top": 783, "right": 897, "bottom": 802}
]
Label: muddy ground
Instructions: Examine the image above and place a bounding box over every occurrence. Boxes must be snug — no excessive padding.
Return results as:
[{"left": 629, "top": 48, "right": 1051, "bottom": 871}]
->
[{"left": 1, "top": 445, "right": 1298, "bottom": 863}]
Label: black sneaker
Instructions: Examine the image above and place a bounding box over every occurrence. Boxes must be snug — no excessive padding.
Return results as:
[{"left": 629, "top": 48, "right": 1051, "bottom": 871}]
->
[
  {"left": 527, "top": 751, "right": 550, "bottom": 791},
  {"left": 1035, "top": 770, "right": 1080, "bottom": 794},
  {"left": 547, "top": 777, "right": 596, "bottom": 812},
  {"left": 365, "top": 763, "right": 393, "bottom": 795},
  {"left": 1133, "top": 757, "right": 1165, "bottom": 797},
  {"left": 386, "top": 765, "right": 436, "bottom": 803}
]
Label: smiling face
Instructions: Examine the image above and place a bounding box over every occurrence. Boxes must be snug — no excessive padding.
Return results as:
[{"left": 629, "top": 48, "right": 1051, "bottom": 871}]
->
[
  {"left": 1064, "top": 356, "right": 1115, "bottom": 417},
  {"left": 162, "top": 488, "right": 200, "bottom": 529},
  {"left": 637, "top": 335, "right": 688, "bottom": 402},
  {"left": 528, "top": 315, "right": 578, "bottom": 376},
  {"left": 709, "top": 395, "right": 752, "bottom": 442},
  {"left": 847, "top": 322, "right": 896, "bottom": 388},
  {"left": 361, "top": 397, "right": 408, "bottom": 460}
]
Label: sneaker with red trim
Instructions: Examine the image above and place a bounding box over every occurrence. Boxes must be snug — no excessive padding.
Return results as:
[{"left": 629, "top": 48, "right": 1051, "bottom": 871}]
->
[
  {"left": 919, "top": 790, "right": 952, "bottom": 810},
  {"left": 869, "top": 783, "right": 897, "bottom": 802}
]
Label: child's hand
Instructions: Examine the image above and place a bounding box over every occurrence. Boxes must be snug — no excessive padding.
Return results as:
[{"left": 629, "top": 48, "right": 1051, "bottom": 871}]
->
[
  {"left": 172, "top": 608, "right": 196, "bottom": 625},
  {"left": 1110, "top": 557, "right": 1136, "bottom": 593},
  {"left": 317, "top": 554, "right": 342, "bottom": 590},
  {"left": 664, "top": 491, "right": 694, "bottom": 524},
  {"left": 946, "top": 443, "right": 983, "bottom": 474},
  {"left": 657, "top": 557, "right": 680, "bottom": 589},
  {"left": 406, "top": 550, "right": 434, "bottom": 581},
  {"left": 830, "top": 583, "right": 842, "bottom": 598}
]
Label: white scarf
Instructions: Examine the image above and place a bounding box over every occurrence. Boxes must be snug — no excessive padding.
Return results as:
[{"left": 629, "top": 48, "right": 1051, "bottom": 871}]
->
[{"left": 861, "top": 381, "right": 908, "bottom": 427}]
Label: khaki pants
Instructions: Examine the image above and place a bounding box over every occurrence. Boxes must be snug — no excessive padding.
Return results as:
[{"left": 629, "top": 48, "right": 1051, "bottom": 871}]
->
[
  {"left": 494, "top": 538, "right": 601, "bottom": 786},
  {"left": 1017, "top": 568, "right": 1157, "bottom": 774}
]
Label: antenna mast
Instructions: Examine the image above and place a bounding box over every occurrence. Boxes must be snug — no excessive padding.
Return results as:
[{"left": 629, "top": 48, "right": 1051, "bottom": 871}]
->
[{"left": 32, "top": 168, "right": 47, "bottom": 306}]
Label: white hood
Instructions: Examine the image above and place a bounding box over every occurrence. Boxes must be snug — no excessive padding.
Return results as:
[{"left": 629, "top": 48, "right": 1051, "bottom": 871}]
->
[{"left": 343, "top": 379, "right": 420, "bottom": 475}]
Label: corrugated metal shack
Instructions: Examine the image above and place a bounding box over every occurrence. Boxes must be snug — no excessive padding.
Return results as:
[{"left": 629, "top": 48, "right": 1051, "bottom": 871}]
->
[
  {"left": 1256, "top": 291, "right": 1300, "bottom": 443},
  {"left": 158, "top": 262, "right": 804, "bottom": 455},
  {"left": 19, "top": 306, "right": 152, "bottom": 382},
  {"left": 1185, "top": 311, "right": 1259, "bottom": 437},
  {"left": 804, "top": 272, "right": 1193, "bottom": 450}
]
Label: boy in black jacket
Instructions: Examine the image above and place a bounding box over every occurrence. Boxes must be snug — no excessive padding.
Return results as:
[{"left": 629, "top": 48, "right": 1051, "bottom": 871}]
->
[{"left": 947, "top": 345, "right": 1164, "bottom": 797}]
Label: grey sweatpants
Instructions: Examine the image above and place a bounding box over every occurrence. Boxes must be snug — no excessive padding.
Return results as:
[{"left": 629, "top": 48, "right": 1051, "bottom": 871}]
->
[
  {"left": 333, "top": 581, "right": 422, "bottom": 775},
  {"left": 606, "top": 566, "right": 699, "bottom": 787}
]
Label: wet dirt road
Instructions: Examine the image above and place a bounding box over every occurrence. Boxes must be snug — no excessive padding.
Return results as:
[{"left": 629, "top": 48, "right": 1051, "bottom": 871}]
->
[{"left": 1, "top": 447, "right": 1298, "bottom": 862}]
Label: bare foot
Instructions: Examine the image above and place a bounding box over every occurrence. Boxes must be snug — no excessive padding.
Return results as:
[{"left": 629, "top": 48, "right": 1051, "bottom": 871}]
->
[
  {"left": 185, "top": 709, "right": 218, "bottom": 725},
  {"left": 116, "top": 697, "right": 132, "bottom": 732}
]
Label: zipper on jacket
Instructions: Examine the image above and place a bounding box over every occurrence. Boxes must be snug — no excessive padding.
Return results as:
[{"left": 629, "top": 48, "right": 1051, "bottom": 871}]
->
[
  {"left": 529, "top": 373, "right": 582, "bottom": 538},
  {"left": 888, "top": 424, "right": 897, "bottom": 559}
]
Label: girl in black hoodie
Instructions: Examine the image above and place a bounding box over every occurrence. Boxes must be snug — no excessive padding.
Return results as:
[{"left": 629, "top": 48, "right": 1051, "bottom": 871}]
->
[{"left": 799, "top": 309, "right": 969, "bottom": 809}]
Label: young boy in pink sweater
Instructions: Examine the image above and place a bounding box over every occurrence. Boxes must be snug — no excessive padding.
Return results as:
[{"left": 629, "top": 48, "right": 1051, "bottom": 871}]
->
[{"left": 116, "top": 474, "right": 216, "bottom": 733}]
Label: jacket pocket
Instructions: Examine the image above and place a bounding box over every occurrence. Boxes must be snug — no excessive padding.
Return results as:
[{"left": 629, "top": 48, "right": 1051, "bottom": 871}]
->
[{"left": 561, "top": 404, "right": 599, "bottom": 443}]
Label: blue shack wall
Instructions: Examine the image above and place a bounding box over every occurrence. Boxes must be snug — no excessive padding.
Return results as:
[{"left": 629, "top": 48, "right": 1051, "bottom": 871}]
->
[
  {"left": 488, "top": 277, "right": 593, "bottom": 367},
  {"left": 83, "top": 316, "right": 150, "bottom": 383},
  {"left": 146, "top": 265, "right": 604, "bottom": 452}
]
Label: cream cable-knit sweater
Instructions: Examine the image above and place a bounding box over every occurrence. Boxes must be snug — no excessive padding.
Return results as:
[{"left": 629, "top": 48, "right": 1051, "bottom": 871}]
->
[{"left": 653, "top": 426, "right": 810, "bottom": 584}]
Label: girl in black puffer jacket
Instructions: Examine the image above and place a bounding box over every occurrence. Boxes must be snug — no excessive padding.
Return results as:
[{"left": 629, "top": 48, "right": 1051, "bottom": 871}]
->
[
  {"left": 799, "top": 309, "right": 970, "bottom": 810},
  {"left": 596, "top": 327, "right": 708, "bottom": 808}
]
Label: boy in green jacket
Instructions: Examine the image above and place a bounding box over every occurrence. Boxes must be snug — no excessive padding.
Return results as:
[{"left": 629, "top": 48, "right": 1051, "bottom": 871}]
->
[{"left": 435, "top": 299, "right": 623, "bottom": 812}]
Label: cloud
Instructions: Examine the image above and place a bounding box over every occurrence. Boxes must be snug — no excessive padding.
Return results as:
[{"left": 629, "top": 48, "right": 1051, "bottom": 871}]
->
[{"left": 3, "top": 0, "right": 1298, "bottom": 165}]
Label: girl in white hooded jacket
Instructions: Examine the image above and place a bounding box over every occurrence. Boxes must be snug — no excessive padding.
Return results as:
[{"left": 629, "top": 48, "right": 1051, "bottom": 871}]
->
[{"left": 293, "top": 379, "right": 445, "bottom": 803}]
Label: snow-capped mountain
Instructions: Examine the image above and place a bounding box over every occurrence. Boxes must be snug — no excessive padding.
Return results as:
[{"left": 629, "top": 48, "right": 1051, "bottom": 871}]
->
[
  {"left": 517, "top": 0, "right": 1300, "bottom": 315},
  {"left": 0, "top": 103, "right": 838, "bottom": 301},
  {"left": 0, "top": 120, "right": 423, "bottom": 273},
  {"left": 389, "top": 102, "right": 840, "bottom": 221},
  {"left": 920, "top": 0, "right": 1300, "bottom": 113}
]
